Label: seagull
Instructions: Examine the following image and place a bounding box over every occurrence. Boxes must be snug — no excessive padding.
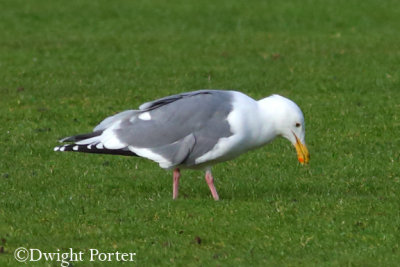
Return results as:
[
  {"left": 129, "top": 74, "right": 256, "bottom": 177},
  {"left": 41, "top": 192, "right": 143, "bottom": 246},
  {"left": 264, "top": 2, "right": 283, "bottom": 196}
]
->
[{"left": 54, "top": 90, "right": 309, "bottom": 200}]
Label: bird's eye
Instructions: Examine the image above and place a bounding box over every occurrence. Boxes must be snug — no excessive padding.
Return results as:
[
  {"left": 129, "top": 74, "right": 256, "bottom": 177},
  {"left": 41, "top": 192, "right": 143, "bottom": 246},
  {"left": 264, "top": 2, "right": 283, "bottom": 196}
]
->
[{"left": 295, "top": 123, "right": 301, "bottom": 128}]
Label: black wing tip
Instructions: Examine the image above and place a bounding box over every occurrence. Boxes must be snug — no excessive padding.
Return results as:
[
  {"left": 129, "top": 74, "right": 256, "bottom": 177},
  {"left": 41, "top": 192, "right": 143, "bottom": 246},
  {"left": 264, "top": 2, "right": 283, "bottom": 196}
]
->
[
  {"left": 58, "top": 131, "right": 103, "bottom": 143},
  {"left": 54, "top": 144, "right": 138, "bottom": 157}
]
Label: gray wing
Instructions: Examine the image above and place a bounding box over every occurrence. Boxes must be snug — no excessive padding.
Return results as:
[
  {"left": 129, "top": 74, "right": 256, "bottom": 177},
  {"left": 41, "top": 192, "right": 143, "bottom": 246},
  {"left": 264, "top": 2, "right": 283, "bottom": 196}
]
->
[
  {"left": 94, "top": 110, "right": 138, "bottom": 132},
  {"left": 56, "top": 90, "right": 234, "bottom": 168},
  {"left": 94, "top": 90, "right": 214, "bottom": 132},
  {"left": 116, "top": 90, "right": 234, "bottom": 167}
]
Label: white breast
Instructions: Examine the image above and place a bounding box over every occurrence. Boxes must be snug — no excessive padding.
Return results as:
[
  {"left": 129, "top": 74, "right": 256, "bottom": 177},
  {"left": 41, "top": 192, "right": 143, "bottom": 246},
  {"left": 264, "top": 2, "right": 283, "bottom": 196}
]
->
[{"left": 194, "top": 92, "right": 266, "bottom": 165}]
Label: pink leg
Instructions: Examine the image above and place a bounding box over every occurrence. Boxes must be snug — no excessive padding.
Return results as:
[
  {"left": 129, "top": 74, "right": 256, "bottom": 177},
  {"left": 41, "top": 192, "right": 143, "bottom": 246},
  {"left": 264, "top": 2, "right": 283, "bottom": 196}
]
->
[
  {"left": 205, "top": 169, "right": 219, "bottom": 201},
  {"left": 173, "top": 168, "right": 180, "bottom": 200}
]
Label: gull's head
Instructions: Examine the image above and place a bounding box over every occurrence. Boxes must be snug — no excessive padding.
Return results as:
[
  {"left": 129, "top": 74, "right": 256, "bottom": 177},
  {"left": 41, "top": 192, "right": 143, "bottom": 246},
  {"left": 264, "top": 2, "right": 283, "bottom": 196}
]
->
[{"left": 259, "top": 94, "right": 310, "bottom": 164}]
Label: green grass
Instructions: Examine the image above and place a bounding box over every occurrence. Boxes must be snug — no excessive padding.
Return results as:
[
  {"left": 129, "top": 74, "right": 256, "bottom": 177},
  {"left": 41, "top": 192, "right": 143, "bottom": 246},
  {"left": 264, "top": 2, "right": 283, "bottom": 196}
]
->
[{"left": 1, "top": 0, "right": 400, "bottom": 266}]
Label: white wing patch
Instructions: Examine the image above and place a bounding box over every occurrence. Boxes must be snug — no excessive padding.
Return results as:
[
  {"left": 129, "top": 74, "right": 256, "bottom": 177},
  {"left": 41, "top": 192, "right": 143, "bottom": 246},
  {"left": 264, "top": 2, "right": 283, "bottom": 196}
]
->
[
  {"left": 138, "top": 112, "right": 151, "bottom": 121},
  {"left": 76, "top": 120, "right": 128, "bottom": 150},
  {"left": 96, "top": 143, "right": 104, "bottom": 149},
  {"left": 100, "top": 127, "right": 127, "bottom": 149}
]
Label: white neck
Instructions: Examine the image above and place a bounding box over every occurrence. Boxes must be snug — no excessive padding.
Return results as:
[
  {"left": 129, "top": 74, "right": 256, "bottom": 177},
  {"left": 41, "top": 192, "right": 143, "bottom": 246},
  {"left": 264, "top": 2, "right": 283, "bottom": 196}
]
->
[{"left": 255, "top": 97, "right": 282, "bottom": 146}]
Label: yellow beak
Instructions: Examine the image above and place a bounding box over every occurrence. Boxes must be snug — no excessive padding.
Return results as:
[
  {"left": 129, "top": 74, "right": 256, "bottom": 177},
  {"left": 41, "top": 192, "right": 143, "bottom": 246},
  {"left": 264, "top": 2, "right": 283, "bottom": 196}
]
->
[{"left": 294, "top": 134, "right": 310, "bottom": 165}]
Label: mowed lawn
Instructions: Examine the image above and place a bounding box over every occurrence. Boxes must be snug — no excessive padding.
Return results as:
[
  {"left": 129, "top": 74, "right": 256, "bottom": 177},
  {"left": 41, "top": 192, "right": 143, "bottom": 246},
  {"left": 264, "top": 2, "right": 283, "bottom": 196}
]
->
[{"left": 1, "top": 0, "right": 400, "bottom": 266}]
